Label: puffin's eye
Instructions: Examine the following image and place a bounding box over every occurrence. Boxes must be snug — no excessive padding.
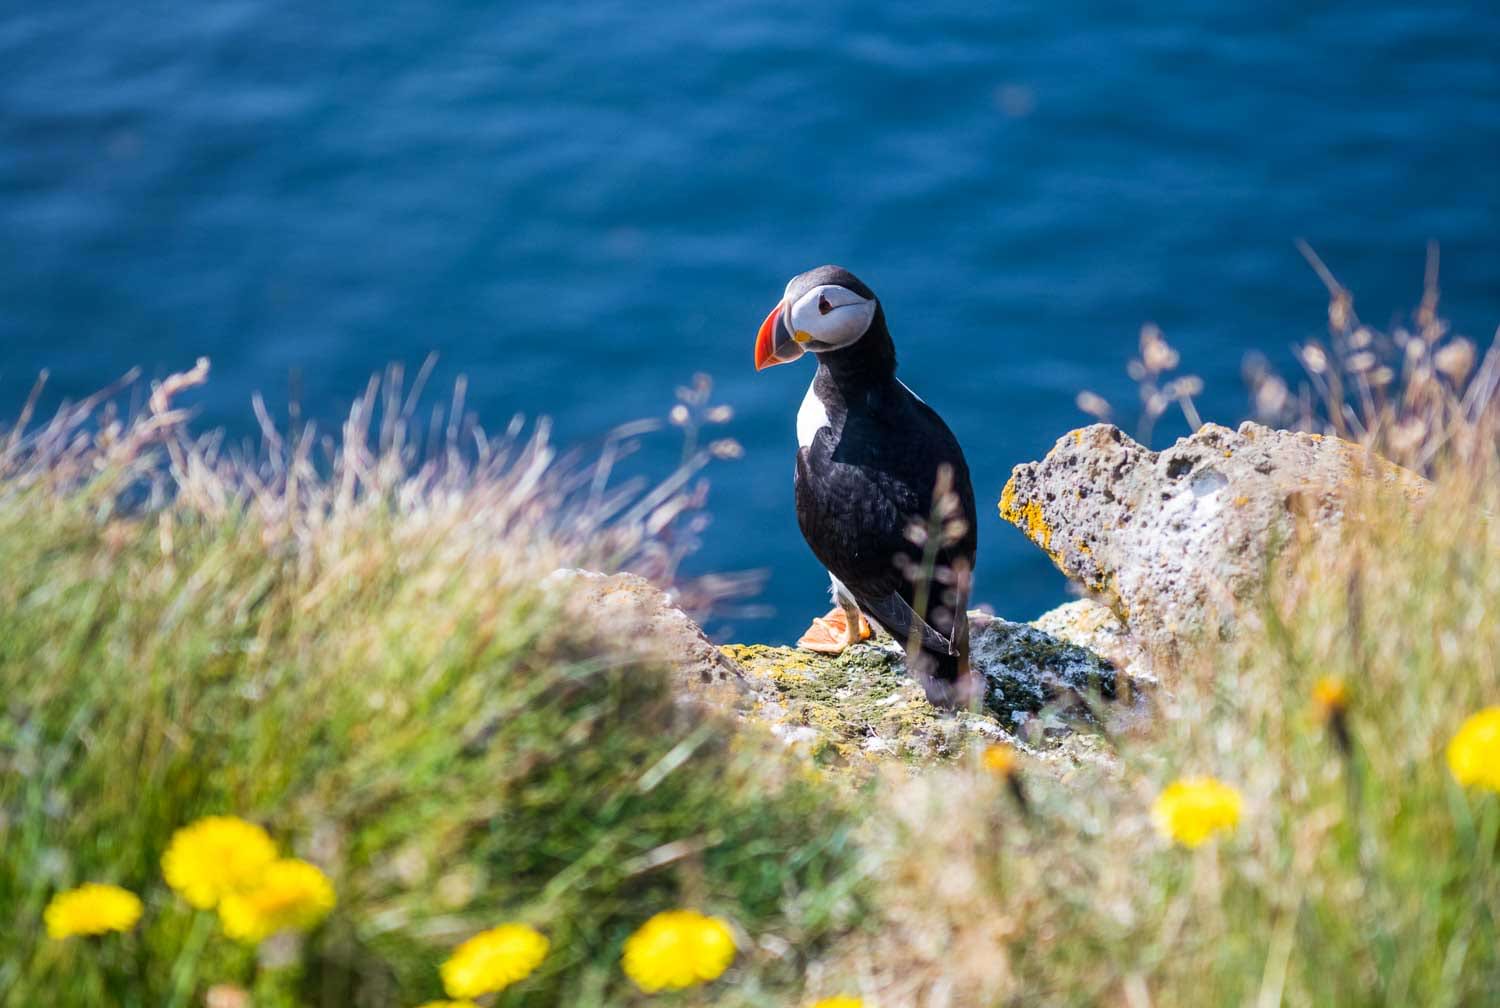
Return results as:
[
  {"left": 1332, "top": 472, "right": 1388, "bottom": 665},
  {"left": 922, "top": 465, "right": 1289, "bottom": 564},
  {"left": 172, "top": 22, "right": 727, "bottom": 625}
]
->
[{"left": 818, "top": 294, "right": 833, "bottom": 315}]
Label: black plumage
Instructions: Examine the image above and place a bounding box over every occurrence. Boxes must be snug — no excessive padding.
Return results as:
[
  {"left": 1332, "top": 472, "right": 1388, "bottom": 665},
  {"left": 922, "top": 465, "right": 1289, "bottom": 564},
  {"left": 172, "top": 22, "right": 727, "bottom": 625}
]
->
[{"left": 783, "top": 267, "right": 980, "bottom": 707}]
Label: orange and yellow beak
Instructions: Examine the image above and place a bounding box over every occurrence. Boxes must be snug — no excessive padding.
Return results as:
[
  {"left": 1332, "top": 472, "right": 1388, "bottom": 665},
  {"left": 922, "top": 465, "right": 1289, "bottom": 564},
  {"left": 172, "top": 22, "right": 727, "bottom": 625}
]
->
[{"left": 754, "top": 301, "right": 803, "bottom": 370}]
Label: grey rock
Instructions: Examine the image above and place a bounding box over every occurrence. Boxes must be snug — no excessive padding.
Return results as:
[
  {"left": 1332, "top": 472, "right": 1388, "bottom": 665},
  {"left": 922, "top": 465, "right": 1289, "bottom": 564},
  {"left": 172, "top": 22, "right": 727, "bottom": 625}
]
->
[
  {"left": 1031, "top": 598, "right": 1145, "bottom": 675},
  {"left": 1001, "top": 421, "right": 1426, "bottom": 662},
  {"left": 551, "top": 571, "right": 1144, "bottom": 768},
  {"left": 968, "top": 612, "right": 1129, "bottom": 730},
  {"left": 725, "top": 613, "right": 1145, "bottom": 768}
]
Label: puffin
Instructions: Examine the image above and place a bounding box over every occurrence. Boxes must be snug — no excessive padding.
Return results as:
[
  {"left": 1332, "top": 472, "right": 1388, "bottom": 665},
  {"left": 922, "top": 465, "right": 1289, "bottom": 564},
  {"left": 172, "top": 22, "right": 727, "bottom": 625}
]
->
[{"left": 754, "top": 265, "right": 981, "bottom": 708}]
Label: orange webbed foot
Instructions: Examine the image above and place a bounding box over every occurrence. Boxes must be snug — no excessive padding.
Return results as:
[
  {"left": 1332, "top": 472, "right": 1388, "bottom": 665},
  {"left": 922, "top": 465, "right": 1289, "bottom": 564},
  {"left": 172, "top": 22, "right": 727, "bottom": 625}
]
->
[{"left": 796, "top": 606, "right": 872, "bottom": 654}]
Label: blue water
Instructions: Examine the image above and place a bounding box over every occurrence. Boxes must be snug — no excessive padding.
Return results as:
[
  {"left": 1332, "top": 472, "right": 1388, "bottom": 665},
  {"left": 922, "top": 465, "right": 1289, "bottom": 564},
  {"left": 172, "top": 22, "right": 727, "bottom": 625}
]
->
[{"left": 3, "top": 3, "right": 1497, "bottom": 641}]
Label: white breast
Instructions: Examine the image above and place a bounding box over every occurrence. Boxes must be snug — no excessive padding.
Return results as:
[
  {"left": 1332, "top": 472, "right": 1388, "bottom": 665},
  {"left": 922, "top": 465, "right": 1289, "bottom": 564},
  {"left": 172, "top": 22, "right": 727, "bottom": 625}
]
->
[{"left": 796, "top": 381, "right": 830, "bottom": 448}]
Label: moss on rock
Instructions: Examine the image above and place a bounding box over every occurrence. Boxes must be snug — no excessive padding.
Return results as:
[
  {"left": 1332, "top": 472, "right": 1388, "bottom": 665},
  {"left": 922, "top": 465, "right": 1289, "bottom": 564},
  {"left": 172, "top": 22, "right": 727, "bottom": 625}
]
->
[
  {"left": 724, "top": 615, "right": 1142, "bottom": 776},
  {"left": 725, "top": 641, "right": 1004, "bottom": 771}
]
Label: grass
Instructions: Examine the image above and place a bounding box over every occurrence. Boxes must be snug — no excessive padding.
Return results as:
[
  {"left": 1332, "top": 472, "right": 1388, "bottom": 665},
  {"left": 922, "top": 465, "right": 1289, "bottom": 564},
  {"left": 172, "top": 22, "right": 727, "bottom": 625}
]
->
[
  {"left": 824, "top": 472, "right": 1500, "bottom": 1004},
  {"left": 0, "top": 368, "right": 863, "bottom": 1007},
  {"left": 4, "top": 255, "right": 1499, "bottom": 1006},
  {"left": 817, "top": 248, "right": 1500, "bottom": 1005}
]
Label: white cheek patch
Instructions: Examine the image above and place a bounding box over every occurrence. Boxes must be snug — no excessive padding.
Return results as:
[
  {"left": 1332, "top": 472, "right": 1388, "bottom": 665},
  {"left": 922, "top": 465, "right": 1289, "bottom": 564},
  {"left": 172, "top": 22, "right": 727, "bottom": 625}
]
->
[
  {"left": 796, "top": 379, "right": 830, "bottom": 447},
  {"left": 786, "top": 284, "right": 876, "bottom": 350}
]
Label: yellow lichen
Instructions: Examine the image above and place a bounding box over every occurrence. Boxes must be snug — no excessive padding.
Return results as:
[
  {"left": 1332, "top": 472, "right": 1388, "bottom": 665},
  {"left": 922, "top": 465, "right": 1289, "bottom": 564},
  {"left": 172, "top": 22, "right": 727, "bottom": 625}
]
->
[
  {"left": 724, "top": 642, "right": 1001, "bottom": 775},
  {"left": 999, "top": 478, "right": 1017, "bottom": 516},
  {"left": 999, "top": 480, "right": 1053, "bottom": 552}
]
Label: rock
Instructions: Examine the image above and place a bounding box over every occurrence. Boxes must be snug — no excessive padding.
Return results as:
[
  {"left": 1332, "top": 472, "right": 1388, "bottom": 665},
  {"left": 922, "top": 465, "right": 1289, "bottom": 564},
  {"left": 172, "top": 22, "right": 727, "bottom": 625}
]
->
[
  {"left": 547, "top": 569, "right": 756, "bottom": 707},
  {"left": 725, "top": 614, "right": 1143, "bottom": 771},
  {"left": 551, "top": 570, "right": 1142, "bottom": 772},
  {"left": 1031, "top": 598, "right": 1145, "bottom": 675},
  {"left": 724, "top": 641, "right": 970, "bottom": 766},
  {"left": 968, "top": 612, "right": 1125, "bottom": 723},
  {"left": 1000, "top": 421, "right": 1426, "bottom": 662}
]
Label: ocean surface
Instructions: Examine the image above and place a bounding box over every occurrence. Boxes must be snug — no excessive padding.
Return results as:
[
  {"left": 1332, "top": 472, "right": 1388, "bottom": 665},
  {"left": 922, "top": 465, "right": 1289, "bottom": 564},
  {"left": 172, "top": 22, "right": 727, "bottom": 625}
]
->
[{"left": 3, "top": 3, "right": 1497, "bottom": 641}]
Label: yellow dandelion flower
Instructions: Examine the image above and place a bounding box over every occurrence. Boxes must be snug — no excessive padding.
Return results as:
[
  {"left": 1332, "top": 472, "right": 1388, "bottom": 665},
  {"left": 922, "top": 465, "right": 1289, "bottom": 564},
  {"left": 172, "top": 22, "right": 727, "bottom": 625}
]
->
[
  {"left": 981, "top": 743, "right": 1018, "bottom": 777},
  {"left": 440, "top": 924, "right": 550, "bottom": 998},
  {"left": 1447, "top": 706, "right": 1500, "bottom": 793},
  {"left": 1152, "top": 777, "right": 1243, "bottom": 848},
  {"left": 621, "top": 909, "right": 736, "bottom": 993},
  {"left": 162, "top": 815, "right": 278, "bottom": 909},
  {"left": 811, "top": 998, "right": 864, "bottom": 1008},
  {"left": 1311, "top": 676, "right": 1349, "bottom": 717},
  {"left": 44, "top": 883, "right": 143, "bottom": 939},
  {"left": 414, "top": 1002, "right": 479, "bottom": 1008},
  {"left": 218, "top": 858, "right": 335, "bottom": 944}
]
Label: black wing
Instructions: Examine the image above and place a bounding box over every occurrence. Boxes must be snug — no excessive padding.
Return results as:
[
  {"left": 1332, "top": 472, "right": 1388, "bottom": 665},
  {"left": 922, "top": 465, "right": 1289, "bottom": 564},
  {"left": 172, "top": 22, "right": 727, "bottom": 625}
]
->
[{"left": 794, "top": 382, "right": 977, "bottom": 654}]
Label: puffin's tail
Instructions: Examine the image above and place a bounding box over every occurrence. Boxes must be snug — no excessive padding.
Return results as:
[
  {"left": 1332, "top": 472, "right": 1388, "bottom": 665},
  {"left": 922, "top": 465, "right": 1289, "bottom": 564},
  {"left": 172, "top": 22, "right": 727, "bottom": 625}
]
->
[
  {"left": 918, "top": 559, "right": 981, "bottom": 710},
  {"left": 909, "top": 635, "right": 982, "bottom": 711}
]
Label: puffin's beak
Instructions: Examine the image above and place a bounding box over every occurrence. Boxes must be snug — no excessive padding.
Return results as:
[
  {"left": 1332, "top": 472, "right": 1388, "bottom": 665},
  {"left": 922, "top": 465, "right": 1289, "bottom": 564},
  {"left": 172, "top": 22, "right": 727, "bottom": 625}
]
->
[{"left": 754, "top": 302, "right": 803, "bottom": 370}]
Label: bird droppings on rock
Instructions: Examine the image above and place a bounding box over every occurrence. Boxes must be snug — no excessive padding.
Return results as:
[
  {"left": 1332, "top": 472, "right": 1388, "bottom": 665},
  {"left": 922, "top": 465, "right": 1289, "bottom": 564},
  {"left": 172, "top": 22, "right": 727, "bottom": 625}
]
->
[{"left": 1000, "top": 421, "right": 1427, "bottom": 665}]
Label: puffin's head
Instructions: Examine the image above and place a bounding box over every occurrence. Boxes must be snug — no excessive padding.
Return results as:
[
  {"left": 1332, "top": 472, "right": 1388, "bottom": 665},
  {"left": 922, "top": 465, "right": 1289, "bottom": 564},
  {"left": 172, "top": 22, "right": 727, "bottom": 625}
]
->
[{"left": 754, "top": 265, "right": 879, "bottom": 370}]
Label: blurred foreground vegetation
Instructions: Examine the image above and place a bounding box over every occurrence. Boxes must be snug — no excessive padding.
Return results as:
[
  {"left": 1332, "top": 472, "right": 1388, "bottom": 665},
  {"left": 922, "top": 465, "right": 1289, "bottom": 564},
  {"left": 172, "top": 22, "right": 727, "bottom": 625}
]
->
[
  {"left": 0, "top": 370, "right": 861, "bottom": 1006},
  {"left": 4, "top": 264, "right": 1500, "bottom": 1005}
]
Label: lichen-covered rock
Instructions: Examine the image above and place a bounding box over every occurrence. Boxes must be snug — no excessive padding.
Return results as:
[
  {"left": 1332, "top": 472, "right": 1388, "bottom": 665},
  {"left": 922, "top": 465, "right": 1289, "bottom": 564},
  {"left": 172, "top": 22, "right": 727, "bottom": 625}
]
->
[
  {"left": 1000, "top": 421, "right": 1426, "bottom": 662},
  {"left": 1031, "top": 598, "right": 1145, "bottom": 675},
  {"left": 968, "top": 612, "right": 1123, "bottom": 722},
  {"left": 552, "top": 570, "right": 1141, "bottom": 773},
  {"left": 724, "top": 642, "right": 977, "bottom": 766},
  {"left": 725, "top": 615, "right": 1141, "bottom": 772}
]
